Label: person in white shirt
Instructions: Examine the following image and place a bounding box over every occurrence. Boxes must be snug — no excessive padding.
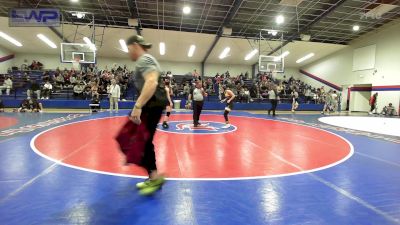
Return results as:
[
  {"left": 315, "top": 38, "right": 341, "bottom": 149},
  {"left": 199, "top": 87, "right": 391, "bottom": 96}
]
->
[
  {"left": 291, "top": 89, "right": 299, "bottom": 112},
  {"left": 268, "top": 87, "right": 278, "bottom": 116},
  {"left": 331, "top": 90, "right": 338, "bottom": 113},
  {"left": 42, "top": 81, "right": 52, "bottom": 99},
  {"left": 108, "top": 79, "right": 120, "bottom": 112},
  {"left": 0, "top": 77, "right": 13, "bottom": 95},
  {"left": 381, "top": 103, "right": 397, "bottom": 116}
]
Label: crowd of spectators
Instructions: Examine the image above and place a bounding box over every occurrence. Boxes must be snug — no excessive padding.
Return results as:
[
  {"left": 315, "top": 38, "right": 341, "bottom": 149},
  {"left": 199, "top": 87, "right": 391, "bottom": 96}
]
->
[
  {"left": 164, "top": 70, "right": 337, "bottom": 106},
  {"left": 1, "top": 61, "right": 398, "bottom": 116}
]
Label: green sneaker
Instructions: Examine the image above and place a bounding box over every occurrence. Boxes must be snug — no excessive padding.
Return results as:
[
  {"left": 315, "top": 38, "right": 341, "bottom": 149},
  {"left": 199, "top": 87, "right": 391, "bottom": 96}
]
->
[
  {"left": 136, "top": 176, "right": 165, "bottom": 195},
  {"left": 139, "top": 185, "right": 162, "bottom": 196},
  {"left": 136, "top": 179, "right": 151, "bottom": 189}
]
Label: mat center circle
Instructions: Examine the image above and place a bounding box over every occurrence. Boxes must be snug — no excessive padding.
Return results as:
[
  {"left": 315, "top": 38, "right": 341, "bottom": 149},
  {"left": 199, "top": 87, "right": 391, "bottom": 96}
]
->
[{"left": 32, "top": 114, "right": 353, "bottom": 180}]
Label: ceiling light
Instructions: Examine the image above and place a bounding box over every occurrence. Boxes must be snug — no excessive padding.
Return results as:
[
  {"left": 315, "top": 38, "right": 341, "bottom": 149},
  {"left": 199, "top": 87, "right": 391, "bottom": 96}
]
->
[
  {"left": 0, "top": 31, "right": 22, "bottom": 47},
  {"left": 71, "top": 11, "right": 85, "bottom": 18},
  {"left": 83, "top": 36, "right": 91, "bottom": 45},
  {"left": 267, "top": 30, "right": 278, "bottom": 36},
  {"left": 70, "top": 0, "right": 79, "bottom": 2},
  {"left": 159, "top": 42, "right": 165, "bottom": 55},
  {"left": 37, "top": 34, "right": 57, "bottom": 48},
  {"left": 353, "top": 25, "right": 360, "bottom": 31},
  {"left": 119, "top": 39, "right": 128, "bottom": 53},
  {"left": 296, "top": 53, "right": 314, "bottom": 64},
  {"left": 276, "top": 15, "right": 284, "bottom": 24},
  {"left": 83, "top": 36, "right": 96, "bottom": 51},
  {"left": 219, "top": 47, "right": 230, "bottom": 59},
  {"left": 244, "top": 49, "right": 258, "bottom": 61},
  {"left": 183, "top": 6, "right": 191, "bottom": 14},
  {"left": 188, "top": 45, "right": 196, "bottom": 57},
  {"left": 281, "top": 51, "right": 290, "bottom": 58},
  {"left": 77, "top": 12, "right": 84, "bottom": 19},
  {"left": 274, "top": 51, "right": 290, "bottom": 61}
]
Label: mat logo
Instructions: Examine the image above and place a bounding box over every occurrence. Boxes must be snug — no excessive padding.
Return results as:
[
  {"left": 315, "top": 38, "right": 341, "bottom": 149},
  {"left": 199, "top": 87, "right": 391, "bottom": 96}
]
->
[
  {"left": 157, "top": 121, "right": 236, "bottom": 134},
  {"left": 176, "top": 123, "right": 217, "bottom": 131},
  {"left": 9, "top": 8, "right": 60, "bottom": 27}
]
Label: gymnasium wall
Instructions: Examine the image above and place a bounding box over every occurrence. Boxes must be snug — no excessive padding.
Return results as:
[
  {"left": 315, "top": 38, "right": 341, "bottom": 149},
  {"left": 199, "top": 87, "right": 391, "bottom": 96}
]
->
[
  {"left": 0, "top": 45, "right": 14, "bottom": 74},
  {"left": 204, "top": 63, "right": 251, "bottom": 77},
  {"left": 300, "top": 19, "right": 400, "bottom": 111}
]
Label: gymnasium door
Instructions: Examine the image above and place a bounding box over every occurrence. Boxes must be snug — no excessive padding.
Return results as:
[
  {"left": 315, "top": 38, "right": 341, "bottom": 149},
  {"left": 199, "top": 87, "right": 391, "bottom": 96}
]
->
[{"left": 349, "top": 84, "right": 372, "bottom": 112}]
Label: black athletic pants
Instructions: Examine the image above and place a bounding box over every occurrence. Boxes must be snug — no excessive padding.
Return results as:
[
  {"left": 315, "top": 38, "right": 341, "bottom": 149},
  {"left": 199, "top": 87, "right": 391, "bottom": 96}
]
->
[
  {"left": 193, "top": 100, "right": 204, "bottom": 125},
  {"left": 141, "top": 106, "right": 164, "bottom": 175},
  {"left": 268, "top": 99, "right": 278, "bottom": 116}
]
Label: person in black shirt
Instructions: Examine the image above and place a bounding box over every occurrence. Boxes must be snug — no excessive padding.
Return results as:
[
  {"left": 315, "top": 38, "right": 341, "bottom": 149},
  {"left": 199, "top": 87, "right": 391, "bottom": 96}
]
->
[{"left": 162, "top": 79, "right": 173, "bottom": 129}]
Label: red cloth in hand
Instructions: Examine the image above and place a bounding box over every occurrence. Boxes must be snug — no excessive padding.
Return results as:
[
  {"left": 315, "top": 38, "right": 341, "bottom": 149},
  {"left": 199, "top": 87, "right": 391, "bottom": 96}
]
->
[{"left": 115, "top": 117, "right": 150, "bottom": 166}]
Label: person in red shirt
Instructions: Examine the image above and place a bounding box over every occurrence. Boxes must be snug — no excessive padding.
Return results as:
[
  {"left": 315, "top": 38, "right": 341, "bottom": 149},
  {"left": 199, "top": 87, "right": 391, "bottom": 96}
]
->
[{"left": 369, "top": 93, "right": 378, "bottom": 115}]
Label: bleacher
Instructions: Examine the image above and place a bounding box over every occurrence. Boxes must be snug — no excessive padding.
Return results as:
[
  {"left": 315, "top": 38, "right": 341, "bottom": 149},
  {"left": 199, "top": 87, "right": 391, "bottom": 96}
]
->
[{"left": 0, "top": 70, "right": 324, "bottom": 111}]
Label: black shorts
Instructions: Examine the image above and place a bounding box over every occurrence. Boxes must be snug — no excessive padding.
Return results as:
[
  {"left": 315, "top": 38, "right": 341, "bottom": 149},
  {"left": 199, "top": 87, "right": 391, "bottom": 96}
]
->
[{"left": 226, "top": 101, "right": 234, "bottom": 110}]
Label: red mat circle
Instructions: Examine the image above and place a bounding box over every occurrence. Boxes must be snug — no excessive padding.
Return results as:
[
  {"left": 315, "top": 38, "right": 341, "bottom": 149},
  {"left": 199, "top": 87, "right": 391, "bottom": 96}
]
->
[{"left": 32, "top": 114, "right": 352, "bottom": 179}]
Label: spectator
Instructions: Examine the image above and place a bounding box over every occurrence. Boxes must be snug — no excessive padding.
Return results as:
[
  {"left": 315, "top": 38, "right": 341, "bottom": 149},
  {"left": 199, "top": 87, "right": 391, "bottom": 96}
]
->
[
  {"left": 29, "top": 60, "right": 43, "bottom": 70},
  {"left": 0, "top": 76, "right": 13, "bottom": 95},
  {"left": 21, "top": 59, "right": 29, "bottom": 70},
  {"left": 83, "top": 86, "right": 92, "bottom": 100},
  {"left": 291, "top": 89, "right": 299, "bottom": 112},
  {"left": 73, "top": 82, "right": 85, "bottom": 99},
  {"left": 259, "top": 81, "right": 269, "bottom": 99},
  {"left": 23, "top": 72, "right": 30, "bottom": 82},
  {"left": 27, "top": 79, "right": 41, "bottom": 99},
  {"left": 381, "top": 103, "right": 397, "bottom": 116},
  {"left": 218, "top": 82, "right": 224, "bottom": 100},
  {"left": 91, "top": 81, "right": 100, "bottom": 99},
  {"left": 304, "top": 87, "right": 312, "bottom": 104},
  {"left": 70, "top": 75, "right": 78, "bottom": 86},
  {"left": 119, "top": 76, "right": 128, "bottom": 101},
  {"left": 55, "top": 73, "right": 65, "bottom": 89},
  {"left": 108, "top": 79, "right": 120, "bottom": 113},
  {"left": 42, "top": 81, "right": 52, "bottom": 99},
  {"left": 183, "top": 83, "right": 191, "bottom": 98},
  {"left": 90, "top": 95, "right": 101, "bottom": 113},
  {"left": 369, "top": 93, "right": 378, "bottom": 115},
  {"left": 192, "top": 69, "right": 199, "bottom": 80},
  {"left": 244, "top": 87, "right": 252, "bottom": 102}
]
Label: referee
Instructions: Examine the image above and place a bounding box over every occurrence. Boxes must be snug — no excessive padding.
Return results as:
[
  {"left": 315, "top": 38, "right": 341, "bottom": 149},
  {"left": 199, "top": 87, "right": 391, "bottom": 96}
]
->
[
  {"left": 189, "top": 80, "right": 207, "bottom": 127},
  {"left": 268, "top": 87, "right": 278, "bottom": 116}
]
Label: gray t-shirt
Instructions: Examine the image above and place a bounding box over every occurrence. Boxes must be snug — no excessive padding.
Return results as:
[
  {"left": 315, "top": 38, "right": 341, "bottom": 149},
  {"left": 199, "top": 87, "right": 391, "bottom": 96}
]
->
[
  {"left": 134, "top": 53, "right": 167, "bottom": 107},
  {"left": 134, "top": 54, "right": 162, "bottom": 92}
]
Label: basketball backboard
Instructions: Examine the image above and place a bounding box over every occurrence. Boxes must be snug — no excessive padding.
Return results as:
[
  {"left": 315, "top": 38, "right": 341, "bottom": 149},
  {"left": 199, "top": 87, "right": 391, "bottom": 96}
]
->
[
  {"left": 258, "top": 55, "right": 284, "bottom": 73},
  {"left": 61, "top": 43, "right": 96, "bottom": 63}
]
